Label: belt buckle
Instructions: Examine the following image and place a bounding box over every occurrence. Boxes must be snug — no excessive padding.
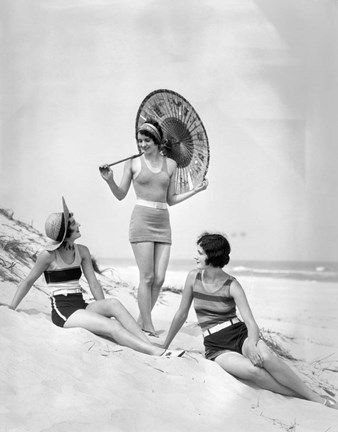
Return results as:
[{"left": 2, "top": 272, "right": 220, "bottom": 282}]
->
[
  {"left": 207, "top": 319, "right": 237, "bottom": 337},
  {"left": 214, "top": 323, "right": 223, "bottom": 333},
  {"left": 53, "top": 289, "right": 80, "bottom": 296}
]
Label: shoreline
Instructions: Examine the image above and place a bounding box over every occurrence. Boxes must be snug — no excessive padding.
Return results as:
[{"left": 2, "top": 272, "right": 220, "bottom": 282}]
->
[{"left": 98, "top": 262, "right": 338, "bottom": 291}]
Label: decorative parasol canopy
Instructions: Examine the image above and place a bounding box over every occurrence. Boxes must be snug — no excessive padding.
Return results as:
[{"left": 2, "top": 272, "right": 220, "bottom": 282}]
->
[{"left": 135, "top": 89, "right": 209, "bottom": 194}]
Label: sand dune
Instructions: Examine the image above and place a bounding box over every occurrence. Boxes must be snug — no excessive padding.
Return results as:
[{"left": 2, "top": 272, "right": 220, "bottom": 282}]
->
[{"left": 1, "top": 210, "right": 338, "bottom": 431}]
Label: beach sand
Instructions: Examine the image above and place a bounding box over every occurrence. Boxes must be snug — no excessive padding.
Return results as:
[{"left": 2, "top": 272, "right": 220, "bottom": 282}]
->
[{"left": 1, "top": 210, "right": 338, "bottom": 431}]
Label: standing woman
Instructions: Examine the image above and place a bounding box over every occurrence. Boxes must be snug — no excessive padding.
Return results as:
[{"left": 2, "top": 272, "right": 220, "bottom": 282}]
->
[
  {"left": 8, "top": 197, "right": 184, "bottom": 357},
  {"left": 163, "top": 233, "right": 338, "bottom": 408},
  {"left": 100, "top": 119, "right": 208, "bottom": 337}
]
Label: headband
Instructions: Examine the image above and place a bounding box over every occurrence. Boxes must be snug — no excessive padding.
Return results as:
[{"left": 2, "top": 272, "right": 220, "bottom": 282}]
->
[{"left": 138, "top": 123, "right": 162, "bottom": 143}]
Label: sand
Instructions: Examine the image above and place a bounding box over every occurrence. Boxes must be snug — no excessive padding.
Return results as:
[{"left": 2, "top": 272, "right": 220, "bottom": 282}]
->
[{"left": 1, "top": 210, "right": 338, "bottom": 431}]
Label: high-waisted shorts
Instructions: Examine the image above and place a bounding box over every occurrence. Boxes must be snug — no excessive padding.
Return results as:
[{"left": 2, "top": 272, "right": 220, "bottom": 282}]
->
[
  {"left": 204, "top": 321, "right": 248, "bottom": 361},
  {"left": 50, "top": 293, "right": 88, "bottom": 328},
  {"left": 129, "top": 204, "right": 171, "bottom": 244}
]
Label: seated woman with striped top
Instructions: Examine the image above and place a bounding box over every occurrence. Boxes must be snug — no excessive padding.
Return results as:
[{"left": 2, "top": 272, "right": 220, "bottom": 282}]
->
[
  {"left": 9, "top": 197, "right": 184, "bottom": 358},
  {"left": 163, "top": 232, "right": 337, "bottom": 408}
]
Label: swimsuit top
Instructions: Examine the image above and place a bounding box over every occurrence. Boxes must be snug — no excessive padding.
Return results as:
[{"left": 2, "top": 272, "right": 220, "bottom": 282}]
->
[
  {"left": 192, "top": 271, "right": 237, "bottom": 331},
  {"left": 44, "top": 244, "right": 83, "bottom": 295},
  {"left": 133, "top": 155, "right": 170, "bottom": 203}
]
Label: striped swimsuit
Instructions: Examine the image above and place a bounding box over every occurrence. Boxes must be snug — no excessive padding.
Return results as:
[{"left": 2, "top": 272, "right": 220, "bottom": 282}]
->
[
  {"left": 192, "top": 271, "right": 248, "bottom": 360},
  {"left": 44, "top": 245, "right": 87, "bottom": 327}
]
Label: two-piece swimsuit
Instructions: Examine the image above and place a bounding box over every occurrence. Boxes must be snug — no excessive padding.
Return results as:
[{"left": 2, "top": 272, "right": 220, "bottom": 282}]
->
[{"left": 44, "top": 244, "right": 87, "bottom": 327}]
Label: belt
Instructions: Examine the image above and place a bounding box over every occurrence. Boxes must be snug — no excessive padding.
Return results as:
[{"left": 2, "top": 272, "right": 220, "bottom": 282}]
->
[
  {"left": 136, "top": 198, "right": 167, "bottom": 210},
  {"left": 51, "top": 288, "right": 83, "bottom": 297},
  {"left": 203, "top": 318, "right": 241, "bottom": 337}
]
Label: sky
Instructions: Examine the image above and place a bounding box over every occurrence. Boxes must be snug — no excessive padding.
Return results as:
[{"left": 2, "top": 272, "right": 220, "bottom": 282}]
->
[{"left": 1, "top": 0, "right": 338, "bottom": 262}]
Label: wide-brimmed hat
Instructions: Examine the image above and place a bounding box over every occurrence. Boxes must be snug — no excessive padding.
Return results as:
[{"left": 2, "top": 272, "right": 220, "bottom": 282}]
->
[{"left": 45, "top": 197, "right": 70, "bottom": 251}]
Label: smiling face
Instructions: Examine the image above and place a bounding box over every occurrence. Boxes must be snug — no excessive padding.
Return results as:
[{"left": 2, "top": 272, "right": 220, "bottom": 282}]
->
[
  {"left": 194, "top": 245, "right": 208, "bottom": 269},
  {"left": 137, "top": 132, "right": 157, "bottom": 153}
]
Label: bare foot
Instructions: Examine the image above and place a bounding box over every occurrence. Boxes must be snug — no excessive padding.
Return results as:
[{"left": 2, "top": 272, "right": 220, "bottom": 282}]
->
[
  {"left": 322, "top": 396, "right": 338, "bottom": 409},
  {"left": 142, "top": 329, "right": 160, "bottom": 338},
  {"left": 160, "top": 349, "right": 185, "bottom": 358}
]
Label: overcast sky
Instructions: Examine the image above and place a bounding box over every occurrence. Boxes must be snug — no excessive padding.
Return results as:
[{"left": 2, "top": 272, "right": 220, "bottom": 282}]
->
[{"left": 1, "top": 0, "right": 337, "bottom": 262}]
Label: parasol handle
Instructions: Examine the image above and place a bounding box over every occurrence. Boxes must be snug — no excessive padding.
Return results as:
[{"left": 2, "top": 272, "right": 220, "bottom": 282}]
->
[{"left": 99, "top": 152, "right": 143, "bottom": 169}]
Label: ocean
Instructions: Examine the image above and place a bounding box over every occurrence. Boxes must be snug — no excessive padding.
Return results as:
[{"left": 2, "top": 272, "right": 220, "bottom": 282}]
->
[{"left": 98, "top": 257, "right": 338, "bottom": 289}]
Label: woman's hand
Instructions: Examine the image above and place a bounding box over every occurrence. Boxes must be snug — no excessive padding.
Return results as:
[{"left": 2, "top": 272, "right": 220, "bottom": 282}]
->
[
  {"left": 99, "top": 160, "right": 133, "bottom": 200},
  {"left": 246, "top": 341, "right": 264, "bottom": 367},
  {"left": 99, "top": 165, "right": 114, "bottom": 182},
  {"left": 194, "top": 178, "right": 208, "bottom": 193}
]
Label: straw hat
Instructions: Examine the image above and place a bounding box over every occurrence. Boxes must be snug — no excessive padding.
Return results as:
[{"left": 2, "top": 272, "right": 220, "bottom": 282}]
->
[{"left": 45, "top": 197, "right": 70, "bottom": 251}]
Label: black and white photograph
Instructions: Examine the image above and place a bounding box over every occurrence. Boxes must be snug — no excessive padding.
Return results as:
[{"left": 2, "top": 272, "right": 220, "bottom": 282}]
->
[{"left": 1, "top": 1, "right": 338, "bottom": 431}]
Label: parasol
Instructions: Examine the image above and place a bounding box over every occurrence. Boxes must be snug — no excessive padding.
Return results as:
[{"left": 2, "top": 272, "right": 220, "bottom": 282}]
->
[
  {"left": 99, "top": 152, "right": 143, "bottom": 168},
  {"left": 135, "top": 89, "right": 209, "bottom": 194}
]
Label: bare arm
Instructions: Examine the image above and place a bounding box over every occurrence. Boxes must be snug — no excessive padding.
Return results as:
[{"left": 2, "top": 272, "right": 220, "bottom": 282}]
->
[
  {"left": 99, "top": 159, "right": 133, "bottom": 200},
  {"left": 163, "top": 270, "right": 196, "bottom": 349},
  {"left": 230, "top": 279, "right": 263, "bottom": 365},
  {"left": 10, "top": 251, "right": 54, "bottom": 310},
  {"left": 78, "top": 245, "right": 105, "bottom": 301},
  {"left": 166, "top": 160, "right": 208, "bottom": 206}
]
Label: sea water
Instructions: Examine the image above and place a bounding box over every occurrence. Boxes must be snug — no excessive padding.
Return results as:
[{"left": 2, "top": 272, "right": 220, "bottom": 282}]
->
[{"left": 98, "top": 257, "right": 338, "bottom": 290}]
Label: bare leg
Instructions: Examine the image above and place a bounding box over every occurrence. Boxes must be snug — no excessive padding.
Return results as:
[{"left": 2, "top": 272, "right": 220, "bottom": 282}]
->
[
  {"left": 131, "top": 242, "right": 156, "bottom": 333},
  {"left": 151, "top": 243, "right": 171, "bottom": 309},
  {"left": 215, "top": 351, "right": 299, "bottom": 397},
  {"left": 246, "top": 340, "right": 324, "bottom": 403},
  {"left": 216, "top": 339, "right": 336, "bottom": 407},
  {"left": 64, "top": 309, "right": 163, "bottom": 356},
  {"left": 87, "top": 298, "right": 149, "bottom": 343}
]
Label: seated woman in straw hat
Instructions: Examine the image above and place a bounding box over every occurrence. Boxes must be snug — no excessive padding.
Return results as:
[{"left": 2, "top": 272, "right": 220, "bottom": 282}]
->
[
  {"left": 163, "top": 232, "right": 337, "bottom": 408},
  {"left": 9, "top": 197, "right": 184, "bottom": 358}
]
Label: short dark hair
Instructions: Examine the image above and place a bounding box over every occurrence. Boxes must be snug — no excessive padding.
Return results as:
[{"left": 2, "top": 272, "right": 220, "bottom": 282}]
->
[
  {"left": 197, "top": 233, "right": 231, "bottom": 268},
  {"left": 65, "top": 212, "right": 74, "bottom": 238},
  {"left": 136, "top": 118, "right": 163, "bottom": 146}
]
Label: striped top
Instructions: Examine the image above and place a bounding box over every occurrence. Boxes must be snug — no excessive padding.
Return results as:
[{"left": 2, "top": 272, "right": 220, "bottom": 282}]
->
[
  {"left": 192, "top": 271, "right": 237, "bottom": 331},
  {"left": 44, "top": 245, "right": 83, "bottom": 295},
  {"left": 133, "top": 155, "right": 170, "bottom": 203}
]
